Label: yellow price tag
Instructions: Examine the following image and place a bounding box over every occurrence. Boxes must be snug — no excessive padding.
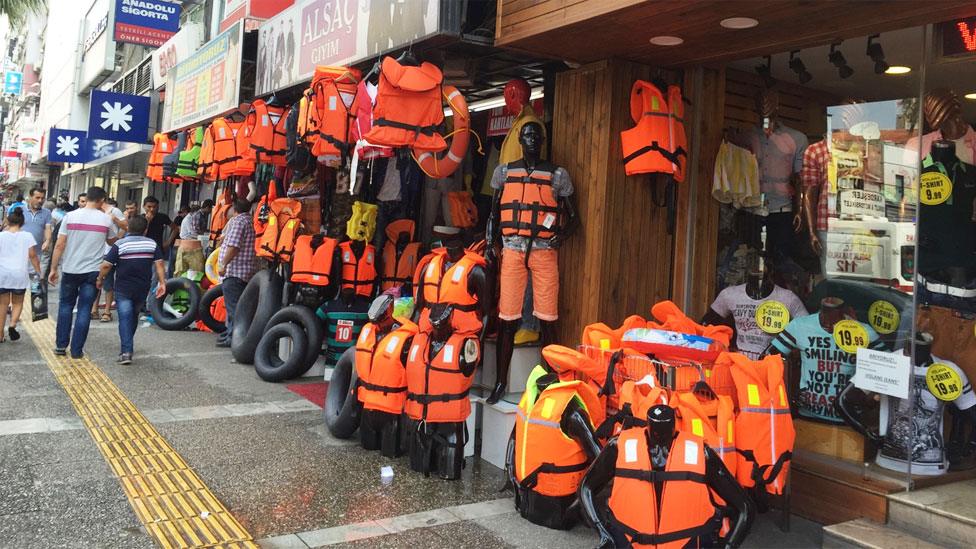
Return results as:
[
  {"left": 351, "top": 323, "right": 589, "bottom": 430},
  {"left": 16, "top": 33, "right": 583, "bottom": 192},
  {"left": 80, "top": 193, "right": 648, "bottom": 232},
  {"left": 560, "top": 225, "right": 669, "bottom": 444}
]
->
[
  {"left": 599, "top": 338, "right": 611, "bottom": 351},
  {"left": 867, "top": 300, "right": 900, "bottom": 335},
  {"left": 755, "top": 300, "right": 790, "bottom": 334},
  {"left": 832, "top": 319, "right": 869, "bottom": 353},
  {"left": 919, "top": 172, "right": 952, "bottom": 205},
  {"left": 926, "top": 363, "right": 963, "bottom": 402}
]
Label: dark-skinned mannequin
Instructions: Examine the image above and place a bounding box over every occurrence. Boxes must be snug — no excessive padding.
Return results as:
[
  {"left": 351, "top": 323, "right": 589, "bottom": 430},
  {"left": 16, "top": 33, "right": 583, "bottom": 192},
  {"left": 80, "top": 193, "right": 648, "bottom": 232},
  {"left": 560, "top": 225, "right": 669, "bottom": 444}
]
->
[
  {"left": 486, "top": 122, "right": 578, "bottom": 404},
  {"left": 703, "top": 267, "right": 775, "bottom": 329},
  {"left": 504, "top": 372, "right": 602, "bottom": 529},
  {"left": 918, "top": 139, "right": 976, "bottom": 286},
  {"left": 358, "top": 295, "right": 411, "bottom": 457},
  {"left": 579, "top": 405, "right": 753, "bottom": 549},
  {"left": 413, "top": 235, "right": 490, "bottom": 341},
  {"left": 407, "top": 303, "right": 480, "bottom": 480},
  {"left": 335, "top": 238, "right": 377, "bottom": 299}
]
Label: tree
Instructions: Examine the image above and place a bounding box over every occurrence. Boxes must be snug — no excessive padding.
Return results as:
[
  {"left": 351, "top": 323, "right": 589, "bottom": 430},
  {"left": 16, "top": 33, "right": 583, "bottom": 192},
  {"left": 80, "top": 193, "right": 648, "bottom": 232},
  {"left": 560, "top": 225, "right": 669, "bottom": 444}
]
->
[{"left": 0, "top": 0, "right": 43, "bottom": 22}]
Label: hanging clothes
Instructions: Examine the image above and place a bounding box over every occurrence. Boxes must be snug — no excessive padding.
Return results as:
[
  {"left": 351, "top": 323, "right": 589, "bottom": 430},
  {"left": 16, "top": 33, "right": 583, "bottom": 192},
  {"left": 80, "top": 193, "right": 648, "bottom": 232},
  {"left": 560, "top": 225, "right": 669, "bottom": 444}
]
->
[{"left": 712, "top": 140, "right": 761, "bottom": 209}]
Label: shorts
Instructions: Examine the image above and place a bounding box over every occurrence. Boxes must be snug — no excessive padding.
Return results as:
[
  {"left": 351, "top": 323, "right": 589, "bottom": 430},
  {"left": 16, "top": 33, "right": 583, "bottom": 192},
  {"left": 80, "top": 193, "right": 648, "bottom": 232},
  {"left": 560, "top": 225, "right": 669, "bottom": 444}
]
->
[
  {"left": 102, "top": 267, "right": 115, "bottom": 292},
  {"left": 499, "top": 247, "right": 559, "bottom": 322},
  {"left": 175, "top": 247, "right": 205, "bottom": 277},
  {"left": 0, "top": 288, "right": 26, "bottom": 296}
]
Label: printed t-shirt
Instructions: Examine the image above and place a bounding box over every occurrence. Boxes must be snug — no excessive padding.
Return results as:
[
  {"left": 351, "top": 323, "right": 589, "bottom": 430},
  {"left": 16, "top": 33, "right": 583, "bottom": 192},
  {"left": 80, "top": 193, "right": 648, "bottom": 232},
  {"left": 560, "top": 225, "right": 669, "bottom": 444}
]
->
[
  {"left": 877, "top": 357, "right": 975, "bottom": 475},
  {"left": 60, "top": 208, "right": 113, "bottom": 274},
  {"left": 103, "top": 235, "right": 164, "bottom": 298},
  {"left": 771, "top": 313, "right": 883, "bottom": 423},
  {"left": 710, "top": 284, "right": 808, "bottom": 359}
]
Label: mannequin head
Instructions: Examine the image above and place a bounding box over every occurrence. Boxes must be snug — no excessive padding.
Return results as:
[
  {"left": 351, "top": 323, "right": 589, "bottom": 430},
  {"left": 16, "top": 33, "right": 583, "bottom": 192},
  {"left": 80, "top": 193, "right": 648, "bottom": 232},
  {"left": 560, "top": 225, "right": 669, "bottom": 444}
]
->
[
  {"left": 819, "top": 297, "right": 846, "bottom": 331},
  {"left": 924, "top": 88, "right": 969, "bottom": 140},
  {"left": 535, "top": 373, "right": 559, "bottom": 393},
  {"left": 646, "top": 405, "right": 676, "bottom": 449},
  {"left": 519, "top": 122, "right": 544, "bottom": 161},
  {"left": 367, "top": 294, "right": 396, "bottom": 331},
  {"left": 906, "top": 331, "right": 934, "bottom": 365},
  {"left": 340, "top": 287, "right": 356, "bottom": 306},
  {"left": 504, "top": 78, "right": 531, "bottom": 116},
  {"left": 429, "top": 303, "right": 454, "bottom": 341},
  {"left": 756, "top": 88, "right": 780, "bottom": 121}
]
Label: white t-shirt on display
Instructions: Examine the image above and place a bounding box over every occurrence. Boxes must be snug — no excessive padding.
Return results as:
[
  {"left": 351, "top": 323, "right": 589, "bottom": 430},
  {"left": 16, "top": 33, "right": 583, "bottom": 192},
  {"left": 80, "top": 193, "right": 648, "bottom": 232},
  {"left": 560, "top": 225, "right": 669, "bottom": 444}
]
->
[
  {"left": 0, "top": 231, "right": 37, "bottom": 289},
  {"left": 710, "top": 283, "right": 808, "bottom": 359}
]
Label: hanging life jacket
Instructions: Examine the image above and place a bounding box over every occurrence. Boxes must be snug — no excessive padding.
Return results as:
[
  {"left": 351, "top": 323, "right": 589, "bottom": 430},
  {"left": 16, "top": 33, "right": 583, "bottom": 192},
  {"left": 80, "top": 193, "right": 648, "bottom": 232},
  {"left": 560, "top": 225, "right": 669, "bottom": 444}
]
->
[
  {"left": 257, "top": 197, "right": 303, "bottom": 263},
  {"left": 608, "top": 428, "right": 724, "bottom": 549},
  {"left": 514, "top": 365, "right": 604, "bottom": 497},
  {"left": 197, "top": 123, "right": 218, "bottom": 181},
  {"left": 499, "top": 159, "right": 561, "bottom": 242},
  {"left": 350, "top": 78, "right": 393, "bottom": 160},
  {"left": 446, "top": 191, "right": 478, "bottom": 229},
  {"left": 162, "top": 130, "right": 186, "bottom": 182},
  {"left": 291, "top": 234, "right": 337, "bottom": 287},
  {"left": 308, "top": 66, "right": 360, "bottom": 162},
  {"left": 209, "top": 189, "right": 233, "bottom": 243},
  {"left": 345, "top": 200, "right": 378, "bottom": 242},
  {"left": 419, "top": 248, "right": 486, "bottom": 335},
  {"left": 404, "top": 331, "right": 478, "bottom": 423},
  {"left": 363, "top": 56, "right": 447, "bottom": 152},
  {"left": 176, "top": 126, "right": 204, "bottom": 178},
  {"left": 381, "top": 219, "right": 420, "bottom": 293},
  {"left": 355, "top": 319, "right": 420, "bottom": 415},
  {"left": 247, "top": 99, "right": 289, "bottom": 166},
  {"left": 675, "top": 392, "right": 737, "bottom": 477},
  {"left": 286, "top": 99, "right": 317, "bottom": 173},
  {"left": 146, "top": 133, "right": 175, "bottom": 182},
  {"left": 723, "top": 352, "right": 794, "bottom": 496},
  {"left": 209, "top": 118, "right": 246, "bottom": 179},
  {"left": 338, "top": 240, "right": 377, "bottom": 297},
  {"left": 620, "top": 81, "right": 688, "bottom": 181}
]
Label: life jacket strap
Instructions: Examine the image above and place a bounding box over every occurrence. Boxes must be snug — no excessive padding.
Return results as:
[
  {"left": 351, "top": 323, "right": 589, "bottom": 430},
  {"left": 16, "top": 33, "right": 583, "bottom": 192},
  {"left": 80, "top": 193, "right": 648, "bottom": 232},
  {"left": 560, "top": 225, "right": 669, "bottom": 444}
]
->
[
  {"left": 615, "top": 467, "right": 708, "bottom": 484},
  {"left": 374, "top": 117, "right": 439, "bottom": 137},
  {"left": 407, "top": 389, "right": 470, "bottom": 403},
  {"left": 518, "top": 461, "right": 589, "bottom": 490},
  {"left": 622, "top": 141, "right": 688, "bottom": 166},
  {"left": 736, "top": 448, "right": 792, "bottom": 490},
  {"left": 608, "top": 508, "right": 722, "bottom": 546},
  {"left": 358, "top": 380, "right": 407, "bottom": 395}
]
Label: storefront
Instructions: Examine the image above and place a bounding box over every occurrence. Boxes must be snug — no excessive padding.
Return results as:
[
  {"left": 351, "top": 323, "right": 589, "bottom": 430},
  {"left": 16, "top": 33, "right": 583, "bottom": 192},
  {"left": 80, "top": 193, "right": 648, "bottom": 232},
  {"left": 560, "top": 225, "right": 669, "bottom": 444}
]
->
[{"left": 495, "top": 0, "right": 976, "bottom": 530}]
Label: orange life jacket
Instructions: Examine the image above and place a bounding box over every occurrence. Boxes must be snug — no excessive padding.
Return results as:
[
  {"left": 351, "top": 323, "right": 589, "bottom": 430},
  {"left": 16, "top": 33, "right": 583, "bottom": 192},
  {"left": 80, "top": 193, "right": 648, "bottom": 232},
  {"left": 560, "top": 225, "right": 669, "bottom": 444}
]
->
[
  {"left": 257, "top": 198, "right": 303, "bottom": 262},
  {"left": 197, "top": 123, "right": 218, "bottom": 181},
  {"left": 608, "top": 428, "right": 723, "bottom": 548},
  {"left": 381, "top": 219, "right": 420, "bottom": 292},
  {"left": 291, "top": 235, "right": 336, "bottom": 286},
  {"left": 419, "top": 249, "right": 485, "bottom": 335},
  {"left": 499, "top": 160, "right": 560, "bottom": 240},
  {"left": 355, "top": 319, "right": 419, "bottom": 415},
  {"left": 675, "top": 392, "right": 737, "bottom": 477},
  {"left": 307, "top": 66, "right": 360, "bottom": 161},
  {"left": 514, "top": 365, "right": 604, "bottom": 497},
  {"left": 581, "top": 315, "right": 647, "bottom": 350},
  {"left": 412, "top": 250, "right": 438, "bottom": 302},
  {"left": 595, "top": 380, "right": 669, "bottom": 440},
  {"left": 723, "top": 352, "right": 794, "bottom": 495},
  {"left": 338, "top": 240, "right": 377, "bottom": 297},
  {"left": 209, "top": 190, "right": 233, "bottom": 242},
  {"left": 362, "top": 56, "right": 446, "bottom": 152},
  {"left": 247, "top": 99, "right": 289, "bottom": 166},
  {"left": 252, "top": 184, "right": 276, "bottom": 253},
  {"left": 620, "top": 81, "right": 688, "bottom": 181},
  {"left": 541, "top": 344, "right": 608, "bottom": 392},
  {"left": 404, "top": 331, "right": 477, "bottom": 423},
  {"left": 446, "top": 191, "right": 478, "bottom": 229},
  {"left": 210, "top": 118, "right": 249, "bottom": 179},
  {"left": 146, "top": 133, "right": 175, "bottom": 182}
]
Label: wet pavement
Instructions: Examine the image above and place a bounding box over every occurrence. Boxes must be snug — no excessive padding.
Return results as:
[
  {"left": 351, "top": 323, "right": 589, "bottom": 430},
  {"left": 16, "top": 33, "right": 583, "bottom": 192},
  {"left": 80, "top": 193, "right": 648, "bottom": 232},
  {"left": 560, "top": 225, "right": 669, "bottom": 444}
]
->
[{"left": 0, "top": 296, "right": 824, "bottom": 548}]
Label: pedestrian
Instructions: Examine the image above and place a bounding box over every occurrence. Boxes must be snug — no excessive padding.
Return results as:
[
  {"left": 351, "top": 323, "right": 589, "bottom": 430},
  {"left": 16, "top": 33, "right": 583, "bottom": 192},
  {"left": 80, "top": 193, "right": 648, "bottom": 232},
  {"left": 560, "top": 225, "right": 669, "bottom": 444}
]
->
[
  {"left": 141, "top": 196, "right": 177, "bottom": 308},
  {"left": 75, "top": 193, "right": 87, "bottom": 209},
  {"left": 0, "top": 209, "right": 42, "bottom": 342},
  {"left": 48, "top": 186, "right": 115, "bottom": 359},
  {"left": 215, "top": 198, "right": 256, "bottom": 348},
  {"left": 14, "top": 188, "right": 52, "bottom": 275},
  {"left": 123, "top": 200, "right": 138, "bottom": 220},
  {"left": 170, "top": 205, "right": 189, "bottom": 277},
  {"left": 97, "top": 215, "right": 166, "bottom": 364},
  {"left": 175, "top": 200, "right": 212, "bottom": 277},
  {"left": 6, "top": 194, "right": 25, "bottom": 216},
  {"left": 92, "top": 198, "right": 127, "bottom": 322}
]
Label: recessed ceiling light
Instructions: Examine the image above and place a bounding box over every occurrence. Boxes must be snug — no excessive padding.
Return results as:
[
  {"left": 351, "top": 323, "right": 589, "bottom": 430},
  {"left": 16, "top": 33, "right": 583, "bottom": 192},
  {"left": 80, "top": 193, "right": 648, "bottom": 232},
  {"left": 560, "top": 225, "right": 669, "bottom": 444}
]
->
[
  {"left": 885, "top": 65, "right": 911, "bottom": 75},
  {"left": 965, "top": 93, "right": 976, "bottom": 100},
  {"left": 720, "top": 17, "right": 759, "bottom": 29},
  {"left": 650, "top": 35, "right": 684, "bottom": 46}
]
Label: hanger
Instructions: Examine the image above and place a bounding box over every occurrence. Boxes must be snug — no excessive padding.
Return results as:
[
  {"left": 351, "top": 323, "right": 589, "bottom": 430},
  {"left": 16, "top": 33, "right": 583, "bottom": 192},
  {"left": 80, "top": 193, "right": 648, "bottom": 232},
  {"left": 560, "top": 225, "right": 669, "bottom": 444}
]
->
[
  {"left": 267, "top": 92, "right": 284, "bottom": 108},
  {"left": 365, "top": 59, "right": 382, "bottom": 85},
  {"left": 396, "top": 46, "right": 419, "bottom": 67}
]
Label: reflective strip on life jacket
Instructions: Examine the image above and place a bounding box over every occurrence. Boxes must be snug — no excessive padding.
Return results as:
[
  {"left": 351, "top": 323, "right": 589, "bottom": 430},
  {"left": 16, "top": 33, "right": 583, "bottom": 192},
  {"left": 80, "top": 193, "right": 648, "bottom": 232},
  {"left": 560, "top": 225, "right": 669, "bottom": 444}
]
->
[
  {"left": 404, "top": 331, "right": 476, "bottom": 423},
  {"left": 499, "top": 160, "right": 560, "bottom": 240},
  {"left": 338, "top": 240, "right": 377, "bottom": 297},
  {"left": 291, "top": 235, "right": 336, "bottom": 286}
]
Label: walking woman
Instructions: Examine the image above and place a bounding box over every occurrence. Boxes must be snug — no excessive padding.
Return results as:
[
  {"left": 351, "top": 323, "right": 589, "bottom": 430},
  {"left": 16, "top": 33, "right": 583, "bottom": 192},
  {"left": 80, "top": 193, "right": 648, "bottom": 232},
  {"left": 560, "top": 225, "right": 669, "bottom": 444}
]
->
[{"left": 0, "top": 209, "right": 42, "bottom": 342}]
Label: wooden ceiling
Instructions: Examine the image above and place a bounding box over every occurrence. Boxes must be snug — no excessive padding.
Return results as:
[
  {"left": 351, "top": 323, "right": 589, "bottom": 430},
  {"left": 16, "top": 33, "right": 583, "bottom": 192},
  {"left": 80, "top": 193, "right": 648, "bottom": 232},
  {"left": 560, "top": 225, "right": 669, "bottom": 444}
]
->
[{"left": 496, "top": 0, "right": 976, "bottom": 67}]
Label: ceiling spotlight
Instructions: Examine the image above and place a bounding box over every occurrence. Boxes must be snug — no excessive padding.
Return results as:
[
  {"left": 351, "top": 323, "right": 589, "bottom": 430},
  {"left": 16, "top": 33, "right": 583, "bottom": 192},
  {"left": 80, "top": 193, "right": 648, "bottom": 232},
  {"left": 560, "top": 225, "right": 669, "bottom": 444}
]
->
[
  {"left": 867, "top": 34, "right": 889, "bottom": 74},
  {"left": 789, "top": 50, "right": 812, "bottom": 84},
  {"left": 885, "top": 65, "right": 911, "bottom": 75},
  {"left": 828, "top": 43, "right": 854, "bottom": 79},
  {"left": 754, "top": 55, "right": 774, "bottom": 87},
  {"left": 650, "top": 35, "right": 683, "bottom": 46},
  {"left": 720, "top": 17, "right": 759, "bottom": 29},
  {"left": 965, "top": 92, "right": 976, "bottom": 100}
]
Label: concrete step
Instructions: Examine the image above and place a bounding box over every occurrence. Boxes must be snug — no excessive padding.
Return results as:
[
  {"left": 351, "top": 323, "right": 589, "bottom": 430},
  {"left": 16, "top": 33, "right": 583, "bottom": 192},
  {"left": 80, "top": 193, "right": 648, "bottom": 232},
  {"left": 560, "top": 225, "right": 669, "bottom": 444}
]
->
[
  {"left": 822, "top": 519, "right": 942, "bottom": 549},
  {"left": 887, "top": 479, "right": 976, "bottom": 548}
]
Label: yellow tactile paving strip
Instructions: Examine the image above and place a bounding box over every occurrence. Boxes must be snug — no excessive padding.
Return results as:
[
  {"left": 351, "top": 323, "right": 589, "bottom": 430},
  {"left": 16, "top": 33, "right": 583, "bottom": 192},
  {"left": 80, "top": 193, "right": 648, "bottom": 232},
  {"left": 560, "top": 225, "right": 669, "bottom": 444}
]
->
[{"left": 23, "top": 314, "right": 257, "bottom": 549}]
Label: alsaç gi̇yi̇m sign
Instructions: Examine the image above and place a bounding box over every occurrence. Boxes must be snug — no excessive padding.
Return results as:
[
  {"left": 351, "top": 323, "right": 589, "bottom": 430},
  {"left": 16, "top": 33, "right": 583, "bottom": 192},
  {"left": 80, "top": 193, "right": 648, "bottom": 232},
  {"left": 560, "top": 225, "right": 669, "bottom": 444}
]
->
[{"left": 114, "top": 0, "right": 181, "bottom": 47}]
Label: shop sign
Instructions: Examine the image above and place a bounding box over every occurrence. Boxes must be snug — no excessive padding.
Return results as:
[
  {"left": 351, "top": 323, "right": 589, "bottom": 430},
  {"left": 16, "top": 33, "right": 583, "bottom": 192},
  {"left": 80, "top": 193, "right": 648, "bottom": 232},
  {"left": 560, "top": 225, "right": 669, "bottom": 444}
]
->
[
  {"left": 85, "top": 14, "right": 109, "bottom": 53},
  {"left": 79, "top": 0, "right": 117, "bottom": 94},
  {"left": 825, "top": 233, "right": 888, "bottom": 280},
  {"left": 940, "top": 17, "right": 976, "bottom": 58},
  {"left": 3, "top": 71, "right": 22, "bottom": 95},
  {"left": 838, "top": 189, "right": 885, "bottom": 218},
  {"left": 114, "top": 0, "right": 182, "bottom": 47},
  {"left": 255, "top": 0, "right": 440, "bottom": 96},
  {"left": 151, "top": 23, "right": 204, "bottom": 89},
  {"left": 486, "top": 99, "right": 544, "bottom": 137},
  {"left": 220, "top": 0, "right": 293, "bottom": 32},
  {"left": 854, "top": 348, "right": 909, "bottom": 399},
  {"left": 48, "top": 129, "right": 90, "bottom": 163},
  {"left": 88, "top": 89, "right": 151, "bottom": 143},
  {"left": 161, "top": 21, "right": 244, "bottom": 132}
]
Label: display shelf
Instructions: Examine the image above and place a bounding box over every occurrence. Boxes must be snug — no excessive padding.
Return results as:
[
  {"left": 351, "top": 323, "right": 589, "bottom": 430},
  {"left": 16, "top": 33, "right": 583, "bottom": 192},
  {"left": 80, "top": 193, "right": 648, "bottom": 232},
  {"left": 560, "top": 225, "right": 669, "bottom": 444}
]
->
[
  {"left": 791, "top": 449, "right": 906, "bottom": 524},
  {"left": 794, "top": 419, "right": 866, "bottom": 463}
]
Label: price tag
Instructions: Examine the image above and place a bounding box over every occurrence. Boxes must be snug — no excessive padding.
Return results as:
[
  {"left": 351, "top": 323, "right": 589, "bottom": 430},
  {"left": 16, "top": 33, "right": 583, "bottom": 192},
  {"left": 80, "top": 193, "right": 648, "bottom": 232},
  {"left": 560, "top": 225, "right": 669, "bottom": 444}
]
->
[
  {"left": 926, "top": 363, "right": 963, "bottom": 401},
  {"left": 754, "top": 301, "right": 790, "bottom": 334},
  {"left": 867, "top": 300, "right": 900, "bottom": 335},
  {"left": 833, "top": 319, "right": 869, "bottom": 353},
  {"left": 919, "top": 172, "right": 952, "bottom": 205}
]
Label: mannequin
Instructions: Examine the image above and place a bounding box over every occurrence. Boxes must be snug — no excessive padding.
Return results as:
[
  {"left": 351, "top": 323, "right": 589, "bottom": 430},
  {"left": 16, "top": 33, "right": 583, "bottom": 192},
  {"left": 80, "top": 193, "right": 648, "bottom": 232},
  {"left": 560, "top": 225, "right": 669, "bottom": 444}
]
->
[
  {"left": 414, "top": 234, "right": 490, "bottom": 338},
  {"left": 486, "top": 122, "right": 578, "bottom": 404},
  {"left": 910, "top": 88, "right": 976, "bottom": 164},
  {"left": 406, "top": 304, "right": 480, "bottom": 480},
  {"left": 316, "top": 287, "right": 371, "bottom": 365},
  {"left": 505, "top": 371, "right": 602, "bottom": 529},
  {"left": 579, "top": 405, "right": 753, "bottom": 549}
]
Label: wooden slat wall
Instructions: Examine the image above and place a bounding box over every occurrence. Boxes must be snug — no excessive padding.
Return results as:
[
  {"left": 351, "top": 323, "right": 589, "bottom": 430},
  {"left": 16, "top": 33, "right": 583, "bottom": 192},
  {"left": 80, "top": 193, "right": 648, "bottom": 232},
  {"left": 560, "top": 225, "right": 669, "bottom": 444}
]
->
[
  {"left": 496, "top": 0, "right": 645, "bottom": 46},
  {"left": 724, "top": 69, "right": 835, "bottom": 137}
]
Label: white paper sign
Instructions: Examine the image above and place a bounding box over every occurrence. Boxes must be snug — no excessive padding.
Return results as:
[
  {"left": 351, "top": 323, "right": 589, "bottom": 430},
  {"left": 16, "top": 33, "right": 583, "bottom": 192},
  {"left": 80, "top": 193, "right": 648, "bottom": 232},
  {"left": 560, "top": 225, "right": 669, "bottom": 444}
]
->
[
  {"left": 854, "top": 348, "right": 910, "bottom": 399},
  {"left": 839, "top": 189, "right": 886, "bottom": 218}
]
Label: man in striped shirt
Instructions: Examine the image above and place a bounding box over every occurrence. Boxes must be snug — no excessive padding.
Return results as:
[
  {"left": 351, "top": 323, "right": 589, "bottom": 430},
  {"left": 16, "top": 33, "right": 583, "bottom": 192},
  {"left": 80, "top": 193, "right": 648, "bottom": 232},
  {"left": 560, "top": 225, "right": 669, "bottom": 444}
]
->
[{"left": 98, "top": 215, "right": 166, "bottom": 364}]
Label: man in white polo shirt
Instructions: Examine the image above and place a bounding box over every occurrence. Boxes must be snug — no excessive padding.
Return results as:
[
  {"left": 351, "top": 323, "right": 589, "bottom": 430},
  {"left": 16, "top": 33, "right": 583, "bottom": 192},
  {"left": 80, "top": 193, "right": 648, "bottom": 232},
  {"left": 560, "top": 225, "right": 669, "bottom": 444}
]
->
[{"left": 49, "top": 186, "right": 116, "bottom": 359}]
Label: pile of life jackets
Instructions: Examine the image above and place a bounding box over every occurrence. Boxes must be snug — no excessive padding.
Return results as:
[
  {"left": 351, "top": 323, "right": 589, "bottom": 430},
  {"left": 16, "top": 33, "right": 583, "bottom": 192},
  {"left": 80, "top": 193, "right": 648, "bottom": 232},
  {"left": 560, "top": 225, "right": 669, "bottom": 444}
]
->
[{"left": 511, "top": 300, "right": 796, "bottom": 530}]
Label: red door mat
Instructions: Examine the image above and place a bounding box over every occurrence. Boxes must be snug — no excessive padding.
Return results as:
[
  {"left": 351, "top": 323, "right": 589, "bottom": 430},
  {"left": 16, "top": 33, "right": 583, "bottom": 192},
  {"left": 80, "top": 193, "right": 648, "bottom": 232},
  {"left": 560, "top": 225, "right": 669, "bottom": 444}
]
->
[{"left": 286, "top": 382, "right": 328, "bottom": 408}]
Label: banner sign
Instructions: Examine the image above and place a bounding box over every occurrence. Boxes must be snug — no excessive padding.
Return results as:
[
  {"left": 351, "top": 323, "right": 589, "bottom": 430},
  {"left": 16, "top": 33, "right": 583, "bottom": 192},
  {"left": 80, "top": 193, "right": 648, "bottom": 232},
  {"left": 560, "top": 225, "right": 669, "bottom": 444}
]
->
[
  {"left": 48, "top": 129, "right": 89, "bottom": 163},
  {"left": 162, "top": 21, "right": 243, "bottom": 131},
  {"left": 839, "top": 189, "right": 886, "bottom": 218},
  {"left": 88, "top": 89, "right": 151, "bottom": 143},
  {"left": 4, "top": 71, "right": 22, "bottom": 95},
  {"left": 151, "top": 22, "right": 203, "bottom": 89},
  {"left": 486, "top": 100, "right": 544, "bottom": 137},
  {"left": 114, "top": 0, "right": 181, "bottom": 47},
  {"left": 255, "top": 0, "right": 440, "bottom": 96},
  {"left": 220, "top": 0, "right": 292, "bottom": 32}
]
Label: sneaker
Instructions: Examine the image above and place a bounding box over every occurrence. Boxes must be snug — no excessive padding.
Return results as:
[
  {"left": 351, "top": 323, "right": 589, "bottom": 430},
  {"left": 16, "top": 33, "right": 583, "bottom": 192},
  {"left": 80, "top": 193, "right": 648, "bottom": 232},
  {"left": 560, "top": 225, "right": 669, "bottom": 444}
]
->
[
  {"left": 117, "top": 353, "right": 132, "bottom": 365},
  {"left": 54, "top": 348, "right": 67, "bottom": 356},
  {"left": 70, "top": 353, "right": 84, "bottom": 360},
  {"left": 7, "top": 327, "right": 19, "bottom": 341}
]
